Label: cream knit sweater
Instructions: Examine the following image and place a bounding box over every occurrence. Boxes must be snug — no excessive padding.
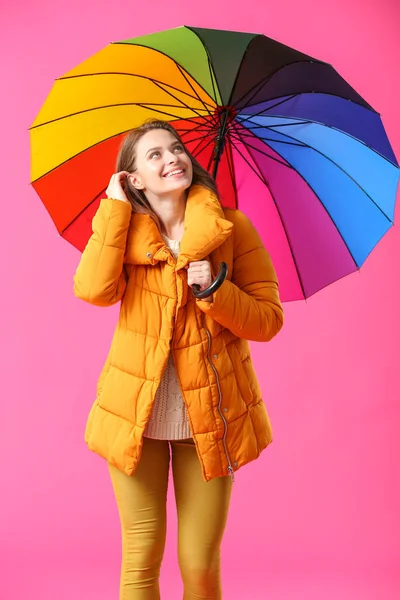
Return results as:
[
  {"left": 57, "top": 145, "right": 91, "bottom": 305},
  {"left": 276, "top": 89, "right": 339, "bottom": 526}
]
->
[{"left": 143, "top": 235, "right": 192, "bottom": 440}]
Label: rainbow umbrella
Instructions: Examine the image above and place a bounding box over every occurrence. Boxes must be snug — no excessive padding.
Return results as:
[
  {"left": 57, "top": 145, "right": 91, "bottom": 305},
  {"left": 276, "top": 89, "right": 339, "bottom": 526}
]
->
[{"left": 30, "top": 26, "right": 399, "bottom": 301}]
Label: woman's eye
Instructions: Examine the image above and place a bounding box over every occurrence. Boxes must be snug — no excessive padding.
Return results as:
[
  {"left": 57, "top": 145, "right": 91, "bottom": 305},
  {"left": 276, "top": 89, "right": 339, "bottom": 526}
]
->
[
  {"left": 150, "top": 152, "right": 160, "bottom": 159},
  {"left": 174, "top": 145, "right": 184, "bottom": 153}
]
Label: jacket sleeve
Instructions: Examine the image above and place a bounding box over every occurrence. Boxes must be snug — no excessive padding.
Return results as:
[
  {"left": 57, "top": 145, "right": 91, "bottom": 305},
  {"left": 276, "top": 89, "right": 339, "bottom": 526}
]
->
[
  {"left": 196, "top": 211, "right": 284, "bottom": 342},
  {"left": 73, "top": 198, "right": 132, "bottom": 307}
]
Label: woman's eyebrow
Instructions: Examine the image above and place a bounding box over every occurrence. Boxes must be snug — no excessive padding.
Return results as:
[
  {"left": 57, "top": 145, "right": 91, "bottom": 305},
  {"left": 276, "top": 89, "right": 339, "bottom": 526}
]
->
[{"left": 146, "top": 146, "right": 161, "bottom": 156}]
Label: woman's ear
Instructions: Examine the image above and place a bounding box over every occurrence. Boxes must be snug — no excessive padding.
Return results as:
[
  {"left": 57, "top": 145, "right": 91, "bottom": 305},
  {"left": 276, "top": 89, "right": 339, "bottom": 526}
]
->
[{"left": 128, "top": 173, "right": 145, "bottom": 190}]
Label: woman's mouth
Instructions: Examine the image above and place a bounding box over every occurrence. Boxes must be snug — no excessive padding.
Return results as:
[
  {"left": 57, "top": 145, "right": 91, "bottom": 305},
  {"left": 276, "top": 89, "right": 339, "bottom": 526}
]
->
[{"left": 163, "top": 168, "right": 185, "bottom": 178}]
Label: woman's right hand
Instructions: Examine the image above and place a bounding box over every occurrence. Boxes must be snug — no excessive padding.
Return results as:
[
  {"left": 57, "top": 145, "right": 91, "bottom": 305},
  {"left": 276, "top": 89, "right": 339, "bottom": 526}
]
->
[{"left": 105, "top": 172, "right": 131, "bottom": 203}]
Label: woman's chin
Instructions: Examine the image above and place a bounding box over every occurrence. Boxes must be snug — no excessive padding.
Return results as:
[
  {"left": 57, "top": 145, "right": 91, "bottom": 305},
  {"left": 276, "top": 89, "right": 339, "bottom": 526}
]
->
[{"left": 163, "top": 177, "right": 192, "bottom": 193}]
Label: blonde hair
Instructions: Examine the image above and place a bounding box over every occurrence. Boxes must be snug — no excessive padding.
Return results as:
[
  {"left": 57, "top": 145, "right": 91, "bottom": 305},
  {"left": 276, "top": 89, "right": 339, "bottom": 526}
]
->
[{"left": 116, "top": 120, "right": 220, "bottom": 229}]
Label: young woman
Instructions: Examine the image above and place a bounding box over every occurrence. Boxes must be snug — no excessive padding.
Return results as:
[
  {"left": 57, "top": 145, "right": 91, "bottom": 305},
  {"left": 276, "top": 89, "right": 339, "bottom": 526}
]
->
[{"left": 74, "top": 120, "right": 284, "bottom": 599}]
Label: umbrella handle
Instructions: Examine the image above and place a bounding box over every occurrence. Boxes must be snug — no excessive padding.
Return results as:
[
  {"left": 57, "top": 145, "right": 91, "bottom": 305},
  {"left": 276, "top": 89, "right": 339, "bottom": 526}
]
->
[{"left": 191, "top": 262, "right": 228, "bottom": 300}]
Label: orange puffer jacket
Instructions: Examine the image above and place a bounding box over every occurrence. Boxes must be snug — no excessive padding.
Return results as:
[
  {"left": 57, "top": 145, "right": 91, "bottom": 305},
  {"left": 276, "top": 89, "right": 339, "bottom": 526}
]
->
[{"left": 74, "top": 185, "right": 284, "bottom": 481}]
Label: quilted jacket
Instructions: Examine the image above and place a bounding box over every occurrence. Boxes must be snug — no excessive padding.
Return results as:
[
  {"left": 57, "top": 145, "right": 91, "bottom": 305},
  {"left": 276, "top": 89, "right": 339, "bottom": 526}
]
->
[{"left": 73, "top": 185, "right": 284, "bottom": 481}]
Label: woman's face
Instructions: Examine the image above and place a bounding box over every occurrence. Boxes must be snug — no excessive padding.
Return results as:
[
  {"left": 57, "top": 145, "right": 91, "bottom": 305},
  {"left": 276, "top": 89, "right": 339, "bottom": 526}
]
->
[{"left": 129, "top": 129, "right": 193, "bottom": 199}]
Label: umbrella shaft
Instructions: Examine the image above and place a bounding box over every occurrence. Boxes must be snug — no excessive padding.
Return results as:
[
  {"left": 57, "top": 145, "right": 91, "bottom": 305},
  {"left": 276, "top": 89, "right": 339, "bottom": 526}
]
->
[{"left": 212, "top": 108, "right": 231, "bottom": 179}]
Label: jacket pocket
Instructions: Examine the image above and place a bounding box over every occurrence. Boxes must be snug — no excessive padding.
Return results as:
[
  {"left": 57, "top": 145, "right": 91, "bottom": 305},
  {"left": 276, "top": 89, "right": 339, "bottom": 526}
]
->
[
  {"left": 241, "top": 356, "right": 263, "bottom": 404},
  {"left": 230, "top": 343, "right": 255, "bottom": 407}
]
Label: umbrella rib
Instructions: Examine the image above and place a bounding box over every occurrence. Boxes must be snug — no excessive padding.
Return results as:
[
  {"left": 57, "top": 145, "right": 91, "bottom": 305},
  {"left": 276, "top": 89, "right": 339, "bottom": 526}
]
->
[
  {"left": 180, "top": 130, "right": 215, "bottom": 146},
  {"left": 227, "top": 37, "right": 260, "bottom": 108},
  {"left": 240, "top": 119, "right": 311, "bottom": 130},
  {"left": 174, "top": 63, "right": 213, "bottom": 119},
  {"left": 233, "top": 129, "right": 307, "bottom": 148},
  {"left": 32, "top": 118, "right": 218, "bottom": 183},
  {"left": 190, "top": 132, "right": 221, "bottom": 170},
  {"left": 122, "top": 102, "right": 207, "bottom": 123},
  {"left": 30, "top": 101, "right": 210, "bottom": 130},
  {"left": 170, "top": 115, "right": 220, "bottom": 152},
  {"left": 31, "top": 128, "right": 143, "bottom": 182},
  {"left": 145, "top": 75, "right": 215, "bottom": 111},
  {"left": 151, "top": 80, "right": 211, "bottom": 120},
  {"left": 229, "top": 129, "right": 294, "bottom": 168},
  {"left": 174, "top": 118, "right": 217, "bottom": 135},
  {"left": 187, "top": 136, "right": 212, "bottom": 158},
  {"left": 139, "top": 103, "right": 208, "bottom": 123},
  {"left": 176, "top": 126, "right": 212, "bottom": 134},
  {"left": 31, "top": 76, "right": 215, "bottom": 130},
  {"left": 184, "top": 27, "right": 223, "bottom": 105},
  {"left": 232, "top": 122, "right": 360, "bottom": 270},
  {"left": 59, "top": 70, "right": 215, "bottom": 110},
  {"left": 238, "top": 113, "right": 400, "bottom": 169},
  {"left": 247, "top": 120, "right": 312, "bottom": 128},
  {"left": 137, "top": 103, "right": 209, "bottom": 121},
  {"left": 229, "top": 124, "right": 307, "bottom": 299},
  {"left": 181, "top": 130, "right": 218, "bottom": 147},
  {"left": 207, "top": 57, "right": 221, "bottom": 106},
  {"left": 239, "top": 88, "right": 377, "bottom": 117},
  {"left": 233, "top": 59, "right": 374, "bottom": 114},
  {"left": 248, "top": 121, "right": 395, "bottom": 223},
  {"left": 185, "top": 130, "right": 218, "bottom": 161},
  {"left": 59, "top": 187, "right": 107, "bottom": 236},
  {"left": 233, "top": 60, "right": 317, "bottom": 110},
  {"left": 224, "top": 135, "right": 239, "bottom": 208},
  {"left": 237, "top": 94, "right": 299, "bottom": 126},
  {"left": 111, "top": 38, "right": 218, "bottom": 113},
  {"left": 175, "top": 116, "right": 219, "bottom": 138},
  {"left": 113, "top": 40, "right": 221, "bottom": 108}
]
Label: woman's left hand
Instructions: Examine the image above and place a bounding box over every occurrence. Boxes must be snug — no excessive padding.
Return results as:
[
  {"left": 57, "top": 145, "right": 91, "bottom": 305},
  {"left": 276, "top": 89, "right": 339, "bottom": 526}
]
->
[{"left": 187, "top": 261, "right": 213, "bottom": 302}]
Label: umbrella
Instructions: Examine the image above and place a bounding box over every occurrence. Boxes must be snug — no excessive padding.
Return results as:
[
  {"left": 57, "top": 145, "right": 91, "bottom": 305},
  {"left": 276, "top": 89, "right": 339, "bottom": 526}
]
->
[{"left": 30, "top": 26, "right": 399, "bottom": 301}]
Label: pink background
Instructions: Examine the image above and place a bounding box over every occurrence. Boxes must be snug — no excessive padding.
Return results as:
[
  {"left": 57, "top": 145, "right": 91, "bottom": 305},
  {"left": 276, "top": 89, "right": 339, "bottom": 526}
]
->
[{"left": 1, "top": 1, "right": 399, "bottom": 598}]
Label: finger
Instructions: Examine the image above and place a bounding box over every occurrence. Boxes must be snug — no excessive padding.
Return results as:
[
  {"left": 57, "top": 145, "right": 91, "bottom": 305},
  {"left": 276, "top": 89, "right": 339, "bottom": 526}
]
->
[
  {"left": 188, "top": 268, "right": 204, "bottom": 275},
  {"left": 188, "top": 270, "right": 211, "bottom": 279},
  {"left": 188, "top": 278, "right": 207, "bottom": 287},
  {"left": 188, "top": 263, "right": 209, "bottom": 270},
  {"left": 189, "top": 261, "right": 208, "bottom": 267},
  {"left": 188, "top": 278, "right": 208, "bottom": 285}
]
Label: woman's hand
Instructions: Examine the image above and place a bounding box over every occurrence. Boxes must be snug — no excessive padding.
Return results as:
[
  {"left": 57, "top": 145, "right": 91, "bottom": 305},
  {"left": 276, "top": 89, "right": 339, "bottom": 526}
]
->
[
  {"left": 105, "top": 172, "right": 131, "bottom": 203},
  {"left": 187, "top": 261, "right": 213, "bottom": 302}
]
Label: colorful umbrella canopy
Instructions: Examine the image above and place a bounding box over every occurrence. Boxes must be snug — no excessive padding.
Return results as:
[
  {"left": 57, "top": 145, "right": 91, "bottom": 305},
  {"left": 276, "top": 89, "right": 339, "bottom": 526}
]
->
[{"left": 30, "top": 26, "right": 399, "bottom": 301}]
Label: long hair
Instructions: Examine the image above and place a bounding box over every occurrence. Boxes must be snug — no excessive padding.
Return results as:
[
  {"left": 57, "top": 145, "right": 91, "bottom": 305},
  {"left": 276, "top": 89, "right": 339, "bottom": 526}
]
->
[{"left": 116, "top": 120, "right": 220, "bottom": 230}]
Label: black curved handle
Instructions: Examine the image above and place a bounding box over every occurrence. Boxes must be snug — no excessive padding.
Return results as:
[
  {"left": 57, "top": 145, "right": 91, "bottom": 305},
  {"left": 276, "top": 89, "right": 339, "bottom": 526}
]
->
[{"left": 191, "top": 262, "right": 228, "bottom": 300}]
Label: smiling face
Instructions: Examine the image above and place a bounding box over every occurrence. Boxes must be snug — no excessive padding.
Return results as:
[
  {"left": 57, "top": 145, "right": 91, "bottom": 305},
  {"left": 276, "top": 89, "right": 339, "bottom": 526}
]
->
[{"left": 128, "top": 128, "right": 193, "bottom": 200}]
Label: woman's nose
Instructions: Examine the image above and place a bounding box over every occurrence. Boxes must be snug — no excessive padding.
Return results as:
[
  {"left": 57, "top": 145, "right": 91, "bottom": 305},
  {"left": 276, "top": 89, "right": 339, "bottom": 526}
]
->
[{"left": 165, "top": 151, "right": 178, "bottom": 164}]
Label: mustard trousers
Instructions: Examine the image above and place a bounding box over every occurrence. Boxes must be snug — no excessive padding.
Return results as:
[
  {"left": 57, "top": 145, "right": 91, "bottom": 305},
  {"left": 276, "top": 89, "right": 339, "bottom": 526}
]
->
[{"left": 108, "top": 437, "right": 233, "bottom": 600}]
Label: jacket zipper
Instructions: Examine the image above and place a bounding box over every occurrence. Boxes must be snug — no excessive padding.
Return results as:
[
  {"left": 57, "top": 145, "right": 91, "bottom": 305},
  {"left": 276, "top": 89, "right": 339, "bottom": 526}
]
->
[
  {"left": 162, "top": 245, "right": 235, "bottom": 482},
  {"left": 201, "top": 313, "right": 235, "bottom": 483}
]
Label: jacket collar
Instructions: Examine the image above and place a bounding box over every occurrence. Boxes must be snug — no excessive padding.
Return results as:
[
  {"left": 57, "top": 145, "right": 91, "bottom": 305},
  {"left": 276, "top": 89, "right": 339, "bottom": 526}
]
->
[{"left": 125, "top": 185, "right": 233, "bottom": 269}]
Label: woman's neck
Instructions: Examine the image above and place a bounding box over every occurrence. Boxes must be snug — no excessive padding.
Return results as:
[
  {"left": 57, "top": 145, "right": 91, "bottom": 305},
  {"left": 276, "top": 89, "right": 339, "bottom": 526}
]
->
[{"left": 148, "top": 190, "right": 187, "bottom": 241}]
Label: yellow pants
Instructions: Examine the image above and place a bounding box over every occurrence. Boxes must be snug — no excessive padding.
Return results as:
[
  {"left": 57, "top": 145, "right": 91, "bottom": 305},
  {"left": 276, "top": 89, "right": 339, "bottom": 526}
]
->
[{"left": 108, "top": 437, "right": 233, "bottom": 600}]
